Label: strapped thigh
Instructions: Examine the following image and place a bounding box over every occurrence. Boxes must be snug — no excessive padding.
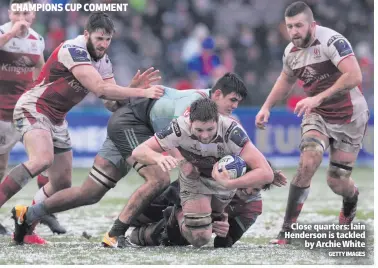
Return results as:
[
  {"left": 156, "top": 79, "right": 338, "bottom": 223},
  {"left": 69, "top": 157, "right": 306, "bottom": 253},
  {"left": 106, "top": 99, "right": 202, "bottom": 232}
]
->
[
  {"left": 299, "top": 136, "right": 326, "bottom": 153},
  {"left": 328, "top": 161, "right": 353, "bottom": 180},
  {"left": 89, "top": 164, "right": 118, "bottom": 189}
]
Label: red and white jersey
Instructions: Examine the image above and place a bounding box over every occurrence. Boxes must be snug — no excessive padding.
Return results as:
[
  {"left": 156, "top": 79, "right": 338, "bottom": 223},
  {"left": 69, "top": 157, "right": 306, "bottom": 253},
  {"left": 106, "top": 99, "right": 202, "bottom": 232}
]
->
[
  {"left": 155, "top": 115, "right": 250, "bottom": 177},
  {"left": 18, "top": 35, "right": 113, "bottom": 125},
  {"left": 282, "top": 26, "right": 368, "bottom": 124},
  {"left": 0, "top": 22, "right": 44, "bottom": 121}
]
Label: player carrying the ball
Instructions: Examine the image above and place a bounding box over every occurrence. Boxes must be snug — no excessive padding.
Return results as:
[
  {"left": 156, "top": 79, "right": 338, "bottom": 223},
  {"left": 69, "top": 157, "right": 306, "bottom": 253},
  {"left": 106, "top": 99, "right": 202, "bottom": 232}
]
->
[{"left": 132, "top": 98, "right": 274, "bottom": 248}]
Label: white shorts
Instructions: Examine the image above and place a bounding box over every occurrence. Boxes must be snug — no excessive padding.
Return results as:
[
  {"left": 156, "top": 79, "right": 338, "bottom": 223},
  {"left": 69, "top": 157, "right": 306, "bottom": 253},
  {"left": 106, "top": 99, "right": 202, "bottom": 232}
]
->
[{"left": 0, "top": 120, "right": 21, "bottom": 154}]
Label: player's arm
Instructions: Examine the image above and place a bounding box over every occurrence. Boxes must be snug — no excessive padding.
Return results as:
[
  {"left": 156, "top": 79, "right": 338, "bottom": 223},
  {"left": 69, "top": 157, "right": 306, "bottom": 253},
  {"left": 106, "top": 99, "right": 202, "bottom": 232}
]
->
[
  {"left": 101, "top": 78, "right": 126, "bottom": 112},
  {"left": 0, "top": 21, "right": 30, "bottom": 48},
  {"left": 132, "top": 137, "right": 179, "bottom": 172},
  {"left": 71, "top": 64, "right": 163, "bottom": 100},
  {"left": 214, "top": 141, "right": 274, "bottom": 190},
  {"left": 33, "top": 53, "right": 45, "bottom": 81},
  {"left": 315, "top": 56, "right": 362, "bottom": 103},
  {"left": 261, "top": 71, "right": 297, "bottom": 111}
]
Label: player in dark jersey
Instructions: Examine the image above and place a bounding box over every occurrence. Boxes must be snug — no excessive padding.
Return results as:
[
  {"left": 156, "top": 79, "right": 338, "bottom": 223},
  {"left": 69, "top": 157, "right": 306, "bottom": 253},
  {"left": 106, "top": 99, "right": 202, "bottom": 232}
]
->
[{"left": 254, "top": 2, "right": 369, "bottom": 244}]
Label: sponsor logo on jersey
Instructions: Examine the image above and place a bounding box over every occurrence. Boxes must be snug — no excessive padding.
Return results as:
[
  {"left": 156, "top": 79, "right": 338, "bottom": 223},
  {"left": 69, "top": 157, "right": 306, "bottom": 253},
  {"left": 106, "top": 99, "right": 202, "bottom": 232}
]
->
[
  {"left": 224, "top": 121, "right": 237, "bottom": 143},
  {"left": 156, "top": 123, "right": 174, "bottom": 139},
  {"left": 327, "top": 35, "right": 343, "bottom": 47},
  {"left": 68, "top": 79, "right": 88, "bottom": 93},
  {"left": 172, "top": 119, "right": 181, "bottom": 137},
  {"left": 333, "top": 39, "right": 352, "bottom": 57},
  {"left": 1, "top": 64, "right": 33, "bottom": 74},
  {"left": 229, "top": 126, "right": 249, "bottom": 148},
  {"left": 301, "top": 66, "right": 330, "bottom": 85},
  {"left": 68, "top": 47, "right": 90, "bottom": 62}
]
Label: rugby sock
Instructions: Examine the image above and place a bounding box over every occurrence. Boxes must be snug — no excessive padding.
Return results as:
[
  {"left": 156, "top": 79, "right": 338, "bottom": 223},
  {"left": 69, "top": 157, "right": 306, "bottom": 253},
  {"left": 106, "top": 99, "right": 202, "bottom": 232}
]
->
[
  {"left": 344, "top": 185, "right": 358, "bottom": 202},
  {"left": 109, "top": 218, "right": 130, "bottom": 237},
  {"left": 37, "top": 173, "right": 49, "bottom": 189},
  {"left": 282, "top": 183, "right": 310, "bottom": 231},
  {"left": 25, "top": 202, "right": 49, "bottom": 225},
  {"left": 0, "top": 164, "right": 33, "bottom": 207},
  {"left": 33, "top": 186, "right": 50, "bottom": 205}
]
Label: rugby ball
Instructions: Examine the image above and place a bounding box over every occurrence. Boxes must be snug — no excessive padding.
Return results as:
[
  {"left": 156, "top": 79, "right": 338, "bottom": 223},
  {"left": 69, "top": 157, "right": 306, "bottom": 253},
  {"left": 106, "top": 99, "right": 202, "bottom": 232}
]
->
[{"left": 217, "top": 155, "right": 247, "bottom": 179}]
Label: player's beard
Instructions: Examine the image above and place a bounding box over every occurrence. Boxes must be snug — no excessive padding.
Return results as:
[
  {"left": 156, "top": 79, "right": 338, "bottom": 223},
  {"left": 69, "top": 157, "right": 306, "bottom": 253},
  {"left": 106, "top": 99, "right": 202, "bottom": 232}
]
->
[
  {"left": 292, "top": 29, "right": 312, "bottom": 48},
  {"left": 86, "top": 37, "right": 105, "bottom": 61}
]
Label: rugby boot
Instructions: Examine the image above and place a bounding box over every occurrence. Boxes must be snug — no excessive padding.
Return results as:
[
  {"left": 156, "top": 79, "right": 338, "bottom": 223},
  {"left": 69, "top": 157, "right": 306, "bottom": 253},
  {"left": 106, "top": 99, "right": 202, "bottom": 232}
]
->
[
  {"left": 339, "top": 187, "right": 359, "bottom": 225},
  {"left": 269, "top": 228, "right": 291, "bottom": 245},
  {"left": 11, "top": 205, "right": 32, "bottom": 244},
  {"left": 23, "top": 232, "right": 47, "bottom": 245},
  {"left": 102, "top": 232, "right": 140, "bottom": 248},
  {"left": 40, "top": 214, "right": 67, "bottom": 234}
]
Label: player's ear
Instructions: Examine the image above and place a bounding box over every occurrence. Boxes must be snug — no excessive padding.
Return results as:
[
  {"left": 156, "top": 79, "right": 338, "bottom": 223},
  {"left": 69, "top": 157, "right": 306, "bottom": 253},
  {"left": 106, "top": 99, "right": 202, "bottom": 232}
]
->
[
  {"left": 213, "top": 89, "right": 222, "bottom": 99},
  {"left": 84, "top": 30, "right": 90, "bottom": 40}
]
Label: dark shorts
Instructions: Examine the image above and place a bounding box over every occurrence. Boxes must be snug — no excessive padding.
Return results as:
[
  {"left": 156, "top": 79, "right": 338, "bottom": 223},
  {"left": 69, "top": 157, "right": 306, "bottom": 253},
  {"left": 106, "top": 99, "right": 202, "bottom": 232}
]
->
[{"left": 107, "top": 104, "right": 154, "bottom": 160}]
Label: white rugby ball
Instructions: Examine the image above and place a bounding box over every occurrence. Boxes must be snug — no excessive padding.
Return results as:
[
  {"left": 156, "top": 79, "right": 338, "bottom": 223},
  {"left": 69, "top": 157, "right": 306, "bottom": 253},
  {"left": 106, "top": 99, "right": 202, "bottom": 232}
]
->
[{"left": 217, "top": 155, "right": 247, "bottom": 179}]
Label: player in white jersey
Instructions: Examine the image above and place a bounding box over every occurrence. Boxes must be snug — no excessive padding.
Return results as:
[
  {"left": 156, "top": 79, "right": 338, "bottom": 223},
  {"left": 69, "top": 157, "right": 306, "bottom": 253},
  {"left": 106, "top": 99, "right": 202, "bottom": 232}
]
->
[
  {"left": 131, "top": 98, "right": 274, "bottom": 248},
  {"left": 0, "top": 0, "right": 65, "bottom": 237},
  {"left": 254, "top": 2, "right": 369, "bottom": 244},
  {"left": 3, "top": 12, "right": 163, "bottom": 245}
]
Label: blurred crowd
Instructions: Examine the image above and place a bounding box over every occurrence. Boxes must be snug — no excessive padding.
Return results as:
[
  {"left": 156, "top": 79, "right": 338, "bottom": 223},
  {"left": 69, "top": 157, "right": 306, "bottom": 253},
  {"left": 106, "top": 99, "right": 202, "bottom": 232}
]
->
[{"left": 0, "top": 0, "right": 374, "bottom": 108}]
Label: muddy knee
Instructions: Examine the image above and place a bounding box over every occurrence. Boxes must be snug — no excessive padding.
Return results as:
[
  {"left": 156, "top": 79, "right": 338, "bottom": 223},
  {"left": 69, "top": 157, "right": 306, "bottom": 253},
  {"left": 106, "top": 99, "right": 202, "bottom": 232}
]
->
[
  {"left": 327, "top": 161, "right": 353, "bottom": 194},
  {"left": 184, "top": 212, "right": 212, "bottom": 247}
]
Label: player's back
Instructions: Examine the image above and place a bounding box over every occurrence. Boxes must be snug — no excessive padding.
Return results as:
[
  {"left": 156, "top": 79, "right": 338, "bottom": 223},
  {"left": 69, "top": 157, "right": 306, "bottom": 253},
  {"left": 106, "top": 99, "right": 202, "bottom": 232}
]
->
[
  {"left": 0, "top": 22, "right": 44, "bottom": 121},
  {"left": 149, "top": 87, "right": 210, "bottom": 131},
  {"left": 17, "top": 35, "right": 113, "bottom": 125}
]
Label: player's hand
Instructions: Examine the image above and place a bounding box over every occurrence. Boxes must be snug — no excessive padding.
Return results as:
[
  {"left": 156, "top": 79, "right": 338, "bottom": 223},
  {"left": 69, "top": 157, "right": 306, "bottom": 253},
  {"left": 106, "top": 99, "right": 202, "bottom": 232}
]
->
[
  {"left": 212, "top": 213, "right": 229, "bottom": 238},
  {"left": 211, "top": 163, "right": 232, "bottom": 189},
  {"left": 255, "top": 108, "right": 270, "bottom": 130},
  {"left": 294, "top": 96, "right": 321, "bottom": 117},
  {"left": 10, "top": 20, "right": 30, "bottom": 37},
  {"left": 272, "top": 170, "right": 287, "bottom": 187},
  {"left": 145, "top": 85, "right": 164, "bottom": 99},
  {"left": 154, "top": 154, "right": 179, "bottom": 172},
  {"left": 130, "top": 67, "right": 161, "bottom": 89}
]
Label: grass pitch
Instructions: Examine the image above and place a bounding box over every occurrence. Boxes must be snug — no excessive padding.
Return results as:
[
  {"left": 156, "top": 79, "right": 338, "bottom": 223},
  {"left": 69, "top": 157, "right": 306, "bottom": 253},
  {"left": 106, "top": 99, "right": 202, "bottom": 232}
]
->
[{"left": 0, "top": 168, "right": 374, "bottom": 265}]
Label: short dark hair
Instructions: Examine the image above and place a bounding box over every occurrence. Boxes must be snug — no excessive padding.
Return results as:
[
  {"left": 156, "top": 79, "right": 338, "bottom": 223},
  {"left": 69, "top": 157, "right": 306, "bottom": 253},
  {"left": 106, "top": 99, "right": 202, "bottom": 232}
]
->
[
  {"left": 211, "top": 72, "right": 247, "bottom": 100},
  {"left": 284, "top": 1, "right": 313, "bottom": 20},
  {"left": 9, "top": 0, "right": 33, "bottom": 6},
  {"left": 85, "top": 12, "right": 115, "bottom": 34},
  {"left": 190, "top": 98, "right": 219, "bottom": 123}
]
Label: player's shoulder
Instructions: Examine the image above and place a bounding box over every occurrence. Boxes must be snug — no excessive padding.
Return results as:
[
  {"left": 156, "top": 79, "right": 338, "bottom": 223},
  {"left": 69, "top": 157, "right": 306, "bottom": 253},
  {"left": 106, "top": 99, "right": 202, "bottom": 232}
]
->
[
  {"left": 61, "top": 35, "right": 87, "bottom": 51},
  {"left": 28, "top": 27, "right": 44, "bottom": 43},
  {"left": 220, "top": 115, "right": 249, "bottom": 147},
  {"left": 316, "top": 26, "right": 346, "bottom": 47},
  {"left": 283, "top": 42, "right": 296, "bottom": 58}
]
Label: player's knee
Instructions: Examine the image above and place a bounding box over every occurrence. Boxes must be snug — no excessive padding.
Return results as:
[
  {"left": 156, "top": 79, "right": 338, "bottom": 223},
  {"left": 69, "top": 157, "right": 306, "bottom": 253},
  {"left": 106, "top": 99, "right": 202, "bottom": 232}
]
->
[
  {"left": 184, "top": 212, "right": 212, "bottom": 247},
  {"left": 89, "top": 164, "right": 118, "bottom": 190},
  {"left": 299, "top": 136, "right": 326, "bottom": 154},
  {"left": 137, "top": 164, "right": 170, "bottom": 189},
  {"left": 327, "top": 161, "right": 353, "bottom": 180}
]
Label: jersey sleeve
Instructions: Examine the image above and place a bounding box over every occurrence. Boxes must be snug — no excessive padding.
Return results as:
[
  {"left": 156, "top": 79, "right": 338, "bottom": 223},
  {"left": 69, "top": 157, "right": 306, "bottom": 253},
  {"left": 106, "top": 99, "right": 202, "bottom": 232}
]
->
[
  {"left": 99, "top": 55, "right": 114, "bottom": 80},
  {"left": 225, "top": 121, "right": 251, "bottom": 155},
  {"left": 154, "top": 118, "right": 183, "bottom": 151},
  {"left": 173, "top": 91, "right": 205, "bottom": 118},
  {"left": 57, "top": 44, "right": 91, "bottom": 71},
  {"left": 325, "top": 35, "right": 354, "bottom": 67}
]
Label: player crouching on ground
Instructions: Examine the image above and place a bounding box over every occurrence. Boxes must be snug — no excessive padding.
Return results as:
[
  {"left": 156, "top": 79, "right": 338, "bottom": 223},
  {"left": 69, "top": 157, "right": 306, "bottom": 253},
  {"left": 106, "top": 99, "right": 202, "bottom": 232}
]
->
[{"left": 132, "top": 98, "right": 273, "bottom": 248}]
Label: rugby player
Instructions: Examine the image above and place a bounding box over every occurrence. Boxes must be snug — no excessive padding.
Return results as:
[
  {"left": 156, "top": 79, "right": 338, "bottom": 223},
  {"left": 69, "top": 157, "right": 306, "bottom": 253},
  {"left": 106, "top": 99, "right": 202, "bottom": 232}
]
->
[
  {"left": 1, "top": 11, "right": 163, "bottom": 244},
  {"left": 254, "top": 2, "right": 369, "bottom": 244},
  {"left": 12, "top": 73, "right": 262, "bottom": 247},
  {"left": 126, "top": 167, "right": 287, "bottom": 248},
  {"left": 130, "top": 98, "right": 273, "bottom": 248},
  {"left": 0, "top": 0, "right": 65, "bottom": 236}
]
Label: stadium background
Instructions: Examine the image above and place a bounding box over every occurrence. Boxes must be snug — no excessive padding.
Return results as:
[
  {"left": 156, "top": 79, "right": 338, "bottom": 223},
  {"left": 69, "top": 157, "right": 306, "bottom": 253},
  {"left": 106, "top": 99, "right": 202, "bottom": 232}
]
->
[
  {"left": 0, "top": 0, "right": 374, "bottom": 265},
  {"left": 0, "top": 0, "right": 373, "bottom": 168}
]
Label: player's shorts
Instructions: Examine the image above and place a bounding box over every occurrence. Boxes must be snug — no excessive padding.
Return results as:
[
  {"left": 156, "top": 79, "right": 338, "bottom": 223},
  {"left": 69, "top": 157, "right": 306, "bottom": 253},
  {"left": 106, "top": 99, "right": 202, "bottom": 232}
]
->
[
  {"left": 301, "top": 111, "right": 369, "bottom": 153},
  {"left": 0, "top": 120, "right": 21, "bottom": 154},
  {"left": 107, "top": 104, "right": 153, "bottom": 160},
  {"left": 179, "top": 164, "right": 237, "bottom": 213},
  {"left": 97, "top": 135, "right": 131, "bottom": 177},
  {"left": 13, "top": 106, "right": 71, "bottom": 153}
]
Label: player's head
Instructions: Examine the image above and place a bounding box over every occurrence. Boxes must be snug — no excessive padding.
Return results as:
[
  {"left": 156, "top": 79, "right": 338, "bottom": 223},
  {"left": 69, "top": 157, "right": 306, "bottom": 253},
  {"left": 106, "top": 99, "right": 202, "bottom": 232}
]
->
[
  {"left": 8, "top": 0, "right": 35, "bottom": 26},
  {"left": 284, "top": 1, "right": 316, "bottom": 48},
  {"left": 189, "top": 98, "right": 219, "bottom": 144},
  {"left": 210, "top": 72, "right": 247, "bottom": 116},
  {"left": 84, "top": 12, "right": 115, "bottom": 61}
]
